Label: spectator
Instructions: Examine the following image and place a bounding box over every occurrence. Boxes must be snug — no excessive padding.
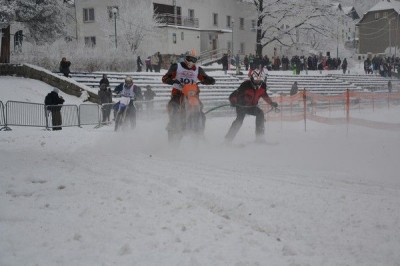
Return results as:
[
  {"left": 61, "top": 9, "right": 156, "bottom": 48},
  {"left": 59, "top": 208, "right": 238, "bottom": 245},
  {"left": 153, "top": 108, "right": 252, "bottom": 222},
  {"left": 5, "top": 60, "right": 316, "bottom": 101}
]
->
[
  {"left": 44, "top": 88, "right": 65, "bottom": 131},
  {"left": 98, "top": 84, "right": 113, "bottom": 123},
  {"left": 137, "top": 56, "right": 143, "bottom": 72},
  {"left": 243, "top": 55, "right": 249, "bottom": 71},
  {"left": 151, "top": 53, "right": 159, "bottom": 72},
  {"left": 143, "top": 85, "right": 156, "bottom": 111},
  {"left": 388, "top": 80, "right": 392, "bottom": 93},
  {"left": 99, "top": 74, "right": 109, "bottom": 87},
  {"left": 235, "top": 54, "right": 241, "bottom": 74},
  {"left": 290, "top": 81, "right": 298, "bottom": 96},
  {"left": 342, "top": 58, "right": 348, "bottom": 74},
  {"left": 145, "top": 56, "right": 152, "bottom": 72},
  {"left": 221, "top": 53, "right": 229, "bottom": 74},
  {"left": 59, "top": 57, "right": 71, "bottom": 77},
  {"left": 157, "top": 52, "right": 163, "bottom": 72},
  {"left": 249, "top": 54, "right": 254, "bottom": 69}
]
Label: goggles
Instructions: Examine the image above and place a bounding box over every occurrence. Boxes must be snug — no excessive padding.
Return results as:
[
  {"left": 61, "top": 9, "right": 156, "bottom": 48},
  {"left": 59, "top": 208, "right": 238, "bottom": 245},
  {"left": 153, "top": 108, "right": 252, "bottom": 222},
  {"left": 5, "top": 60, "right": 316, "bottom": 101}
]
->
[{"left": 185, "top": 56, "right": 198, "bottom": 63}]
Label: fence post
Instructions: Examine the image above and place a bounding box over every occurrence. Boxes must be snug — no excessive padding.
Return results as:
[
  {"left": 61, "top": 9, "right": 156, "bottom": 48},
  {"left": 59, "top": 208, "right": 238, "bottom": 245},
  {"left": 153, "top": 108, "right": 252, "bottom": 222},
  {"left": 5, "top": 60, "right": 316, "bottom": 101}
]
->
[
  {"left": 303, "top": 89, "right": 307, "bottom": 132},
  {"left": 280, "top": 94, "right": 283, "bottom": 127},
  {"left": 346, "top": 89, "right": 350, "bottom": 124}
]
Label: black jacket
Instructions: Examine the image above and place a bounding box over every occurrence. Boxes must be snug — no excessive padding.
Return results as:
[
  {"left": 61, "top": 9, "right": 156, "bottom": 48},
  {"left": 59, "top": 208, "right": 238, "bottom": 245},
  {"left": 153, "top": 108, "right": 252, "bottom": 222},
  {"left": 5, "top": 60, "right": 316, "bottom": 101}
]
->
[{"left": 45, "top": 91, "right": 65, "bottom": 111}]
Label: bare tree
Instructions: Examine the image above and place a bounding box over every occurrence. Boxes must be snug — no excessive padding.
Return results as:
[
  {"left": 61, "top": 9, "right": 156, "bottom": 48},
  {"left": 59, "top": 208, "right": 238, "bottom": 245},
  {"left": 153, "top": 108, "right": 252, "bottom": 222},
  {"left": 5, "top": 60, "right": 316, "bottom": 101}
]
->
[
  {"left": 242, "top": 0, "right": 335, "bottom": 57},
  {"left": 0, "top": 0, "right": 67, "bottom": 63},
  {"left": 106, "top": 0, "right": 161, "bottom": 54}
]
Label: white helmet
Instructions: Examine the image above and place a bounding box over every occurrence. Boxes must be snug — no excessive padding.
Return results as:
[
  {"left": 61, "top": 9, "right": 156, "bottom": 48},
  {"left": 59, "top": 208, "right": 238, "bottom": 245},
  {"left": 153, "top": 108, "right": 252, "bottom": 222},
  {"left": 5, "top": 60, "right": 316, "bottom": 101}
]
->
[
  {"left": 250, "top": 69, "right": 266, "bottom": 85},
  {"left": 184, "top": 49, "right": 198, "bottom": 68},
  {"left": 124, "top": 76, "right": 133, "bottom": 86}
]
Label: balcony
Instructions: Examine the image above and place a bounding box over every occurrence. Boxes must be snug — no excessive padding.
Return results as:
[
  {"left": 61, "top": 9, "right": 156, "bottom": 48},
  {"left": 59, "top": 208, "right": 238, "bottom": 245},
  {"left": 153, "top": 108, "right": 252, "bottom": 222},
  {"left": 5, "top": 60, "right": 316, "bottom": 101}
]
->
[{"left": 157, "top": 13, "right": 199, "bottom": 28}]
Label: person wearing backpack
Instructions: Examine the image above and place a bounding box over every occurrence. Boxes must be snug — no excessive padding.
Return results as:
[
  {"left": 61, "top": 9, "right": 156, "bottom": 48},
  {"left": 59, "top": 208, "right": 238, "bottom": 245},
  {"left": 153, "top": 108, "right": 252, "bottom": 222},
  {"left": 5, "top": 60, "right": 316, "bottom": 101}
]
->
[
  {"left": 226, "top": 69, "right": 278, "bottom": 143},
  {"left": 44, "top": 88, "right": 65, "bottom": 130}
]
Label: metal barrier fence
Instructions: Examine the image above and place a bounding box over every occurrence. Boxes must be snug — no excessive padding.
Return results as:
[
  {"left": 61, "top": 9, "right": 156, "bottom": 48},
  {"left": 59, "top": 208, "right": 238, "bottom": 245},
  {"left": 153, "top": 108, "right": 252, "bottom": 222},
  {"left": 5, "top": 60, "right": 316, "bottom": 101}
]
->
[
  {"left": 0, "top": 101, "right": 9, "bottom": 131},
  {"left": 79, "top": 104, "right": 100, "bottom": 126},
  {"left": 5, "top": 101, "right": 48, "bottom": 128},
  {"left": 0, "top": 101, "right": 81, "bottom": 130}
]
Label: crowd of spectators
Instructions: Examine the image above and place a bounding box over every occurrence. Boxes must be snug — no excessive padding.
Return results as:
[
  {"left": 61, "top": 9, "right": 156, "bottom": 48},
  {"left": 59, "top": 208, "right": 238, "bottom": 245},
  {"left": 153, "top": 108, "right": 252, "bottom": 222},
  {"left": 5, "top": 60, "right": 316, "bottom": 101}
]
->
[
  {"left": 363, "top": 56, "right": 400, "bottom": 77},
  {"left": 236, "top": 53, "right": 399, "bottom": 77}
]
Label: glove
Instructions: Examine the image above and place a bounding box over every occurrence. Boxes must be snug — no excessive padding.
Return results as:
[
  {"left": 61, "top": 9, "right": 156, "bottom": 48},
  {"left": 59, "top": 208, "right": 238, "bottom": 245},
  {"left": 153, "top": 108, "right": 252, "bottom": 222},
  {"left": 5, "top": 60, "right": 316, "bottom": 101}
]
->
[{"left": 270, "top": 102, "right": 278, "bottom": 108}]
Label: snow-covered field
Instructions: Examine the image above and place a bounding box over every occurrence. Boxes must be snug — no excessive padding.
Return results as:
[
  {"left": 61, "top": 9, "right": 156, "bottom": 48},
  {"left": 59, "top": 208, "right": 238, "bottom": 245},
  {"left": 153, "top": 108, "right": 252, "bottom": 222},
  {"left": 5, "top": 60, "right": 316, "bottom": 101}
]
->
[{"left": 1, "top": 75, "right": 400, "bottom": 266}]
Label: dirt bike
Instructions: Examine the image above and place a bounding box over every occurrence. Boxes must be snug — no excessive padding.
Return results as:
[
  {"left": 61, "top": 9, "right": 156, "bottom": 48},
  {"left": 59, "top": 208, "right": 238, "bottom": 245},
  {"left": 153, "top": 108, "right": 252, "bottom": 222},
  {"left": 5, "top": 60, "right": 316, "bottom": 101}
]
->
[
  {"left": 114, "top": 96, "right": 136, "bottom": 131},
  {"left": 167, "top": 83, "right": 205, "bottom": 143}
]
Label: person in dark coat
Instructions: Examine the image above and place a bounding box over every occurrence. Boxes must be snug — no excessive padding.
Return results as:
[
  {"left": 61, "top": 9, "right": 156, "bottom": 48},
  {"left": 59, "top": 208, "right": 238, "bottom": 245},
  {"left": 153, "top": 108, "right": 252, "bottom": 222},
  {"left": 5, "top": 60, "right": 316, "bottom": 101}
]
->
[
  {"left": 157, "top": 52, "right": 163, "bottom": 72},
  {"left": 221, "top": 53, "right": 229, "bottom": 74},
  {"left": 137, "top": 56, "right": 143, "bottom": 72},
  {"left": 99, "top": 74, "right": 110, "bottom": 87},
  {"left": 98, "top": 84, "right": 113, "bottom": 123},
  {"left": 342, "top": 58, "right": 348, "bottom": 74},
  {"left": 143, "top": 85, "right": 156, "bottom": 111},
  {"left": 59, "top": 57, "right": 71, "bottom": 77},
  {"left": 243, "top": 55, "right": 249, "bottom": 71},
  {"left": 226, "top": 69, "right": 278, "bottom": 143},
  {"left": 44, "top": 88, "right": 65, "bottom": 130},
  {"left": 290, "top": 81, "right": 298, "bottom": 96}
]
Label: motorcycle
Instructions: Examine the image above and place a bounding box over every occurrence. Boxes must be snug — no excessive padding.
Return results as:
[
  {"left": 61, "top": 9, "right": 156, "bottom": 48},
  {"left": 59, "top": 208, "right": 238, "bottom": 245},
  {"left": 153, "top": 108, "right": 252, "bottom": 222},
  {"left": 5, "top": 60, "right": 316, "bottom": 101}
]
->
[
  {"left": 114, "top": 96, "right": 136, "bottom": 131},
  {"left": 167, "top": 83, "right": 205, "bottom": 142}
]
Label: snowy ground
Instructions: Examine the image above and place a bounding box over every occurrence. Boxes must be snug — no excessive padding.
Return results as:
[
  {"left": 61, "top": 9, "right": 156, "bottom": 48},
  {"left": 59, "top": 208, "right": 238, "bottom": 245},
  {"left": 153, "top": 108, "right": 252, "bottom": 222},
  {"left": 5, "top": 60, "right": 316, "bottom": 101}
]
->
[{"left": 1, "top": 75, "right": 400, "bottom": 266}]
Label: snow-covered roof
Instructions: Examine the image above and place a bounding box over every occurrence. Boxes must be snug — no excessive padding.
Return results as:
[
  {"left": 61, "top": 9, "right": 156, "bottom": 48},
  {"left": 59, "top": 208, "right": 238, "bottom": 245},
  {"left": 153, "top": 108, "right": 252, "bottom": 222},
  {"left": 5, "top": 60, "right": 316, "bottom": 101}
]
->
[
  {"left": 368, "top": 0, "right": 400, "bottom": 13},
  {"left": 342, "top": 6, "right": 360, "bottom": 20},
  {"left": 330, "top": 2, "right": 342, "bottom": 11}
]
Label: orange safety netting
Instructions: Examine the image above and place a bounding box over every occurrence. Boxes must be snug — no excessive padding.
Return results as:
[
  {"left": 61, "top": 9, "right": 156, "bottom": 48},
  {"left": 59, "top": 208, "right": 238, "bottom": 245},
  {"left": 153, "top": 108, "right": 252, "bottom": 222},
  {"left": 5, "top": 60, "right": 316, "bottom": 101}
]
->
[{"left": 260, "top": 89, "right": 400, "bottom": 131}]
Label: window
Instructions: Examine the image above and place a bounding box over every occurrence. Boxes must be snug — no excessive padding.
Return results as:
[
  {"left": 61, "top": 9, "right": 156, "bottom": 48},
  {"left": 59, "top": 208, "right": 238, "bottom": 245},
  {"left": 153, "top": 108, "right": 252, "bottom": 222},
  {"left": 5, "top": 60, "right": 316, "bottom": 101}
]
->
[
  {"left": 213, "top": 13, "right": 218, "bottom": 26},
  {"left": 14, "top": 30, "right": 23, "bottom": 52},
  {"left": 240, "top": 42, "right": 245, "bottom": 54},
  {"left": 84, "top": 36, "right": 96, "bottom": 47},
  {"left": 172, "top": 33, "right": 177, "bottom": 44},
  {"left": 227, "top": 41, "right": 232, "bottom": 50},
  {"left": 227, "top": 15, "right": 231, "bottom": 28},
  {"left": 83, "top": 8, "right": 95, "bottom": 22},
  {"left": 251, "top": 20, "right": 256, "bottom": 31},
  {"left": 107, "top": 6, "right": 119, "bottom": 19},
  {"left": 181, "top": 32, "right": 184, "bottom": 40},
  {"left": 374, "top": 12, "right": 380, "bottom": 20},
  {"left": 383, "top": 12, "right": 388, "bottom": 18},
  {"left": 239, "top": 18, "right": 244, "bottom": 30},
  {"left": 188, "top": 9, "right": 194, "bottom": 19}
]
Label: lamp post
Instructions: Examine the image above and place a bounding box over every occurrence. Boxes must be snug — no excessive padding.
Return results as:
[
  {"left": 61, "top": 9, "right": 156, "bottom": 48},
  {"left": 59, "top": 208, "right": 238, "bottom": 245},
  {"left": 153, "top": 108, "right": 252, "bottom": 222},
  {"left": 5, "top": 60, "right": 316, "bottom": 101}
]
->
[
  {"left": 231, "top": 19, "right": 234, "bottom": 56},
  {"left": 173, "top": 0, "right": 177, "bottom": 26},
  {"left": 112, "top": 7, "right": 118, "bottom": 48}
]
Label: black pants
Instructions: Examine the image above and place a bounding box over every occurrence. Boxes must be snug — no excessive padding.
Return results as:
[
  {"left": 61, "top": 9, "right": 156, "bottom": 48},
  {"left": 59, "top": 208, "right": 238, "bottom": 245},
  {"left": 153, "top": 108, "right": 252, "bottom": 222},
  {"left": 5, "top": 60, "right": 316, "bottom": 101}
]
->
[
  {"left": 225, "top": 106, "right": 265, "bottom": 141},
  {"left": 51, "top": 110, "right": 62, "bottom": 130}
]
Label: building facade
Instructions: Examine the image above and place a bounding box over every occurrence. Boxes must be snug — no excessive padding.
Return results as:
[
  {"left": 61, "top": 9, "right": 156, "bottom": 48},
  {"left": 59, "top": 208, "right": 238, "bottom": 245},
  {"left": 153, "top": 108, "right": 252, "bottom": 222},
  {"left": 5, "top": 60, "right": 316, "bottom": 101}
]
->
[
  {"left": 73, "top": 0, "right": 260, "bottom": 57},
  {"left": 357, "top": 0, "right": 400, "bottom": 55}
]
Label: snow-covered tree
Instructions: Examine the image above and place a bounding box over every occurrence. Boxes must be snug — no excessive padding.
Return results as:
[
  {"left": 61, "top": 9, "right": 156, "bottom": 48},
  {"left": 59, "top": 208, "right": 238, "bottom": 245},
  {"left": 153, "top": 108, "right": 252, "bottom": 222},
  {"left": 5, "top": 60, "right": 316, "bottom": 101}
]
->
[
  {"left": 241, "top": 0, "right": 338, "bottom": 56},
  {"left": 0, "top": 0, "right": 67, "bottom": 63},
  {"left": 104, "top": 0, "right": 161, "bottom": 54}
]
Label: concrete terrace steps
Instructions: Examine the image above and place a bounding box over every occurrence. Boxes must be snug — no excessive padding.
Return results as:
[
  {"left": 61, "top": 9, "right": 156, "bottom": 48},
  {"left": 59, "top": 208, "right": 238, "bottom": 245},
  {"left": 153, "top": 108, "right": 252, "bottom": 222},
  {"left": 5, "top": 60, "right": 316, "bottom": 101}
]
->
[
  {"left": 59, "top": 71, "right": 366, "bottom": 99},
  {"left": 329, "top": 74, "right": 400, "bottom": 90}
]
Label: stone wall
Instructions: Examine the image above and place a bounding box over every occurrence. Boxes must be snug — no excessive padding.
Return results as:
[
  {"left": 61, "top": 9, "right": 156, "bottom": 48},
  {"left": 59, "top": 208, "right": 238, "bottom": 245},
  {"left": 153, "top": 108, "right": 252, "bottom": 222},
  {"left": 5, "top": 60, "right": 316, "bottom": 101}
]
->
[{"left": 0, "top": 63, "right": 99, "bottom": 103}]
